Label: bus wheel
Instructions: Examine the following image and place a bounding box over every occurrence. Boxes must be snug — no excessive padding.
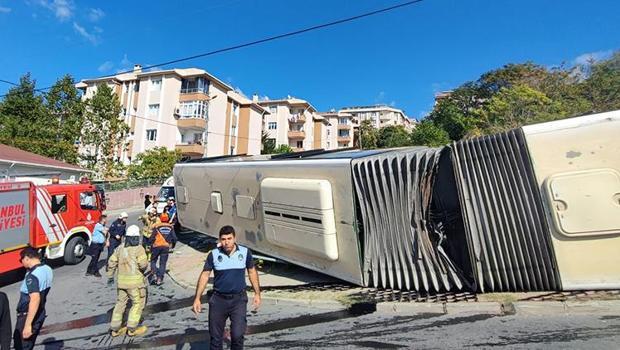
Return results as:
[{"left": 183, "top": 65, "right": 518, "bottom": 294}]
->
[{"left": 64, "top": 236, "right": 87, "bottom": 265}]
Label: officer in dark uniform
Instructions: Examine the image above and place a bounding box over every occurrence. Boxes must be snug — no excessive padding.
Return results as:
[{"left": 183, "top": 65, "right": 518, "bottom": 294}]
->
[
  {"left": 192, "top": 225, "right": 261, "bottom": 350},
  {"left": 14, "top": 247, "right": 53, "bottom": 350}
]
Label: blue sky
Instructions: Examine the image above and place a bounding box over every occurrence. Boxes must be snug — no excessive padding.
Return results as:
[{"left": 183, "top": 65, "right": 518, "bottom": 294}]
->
[{"left": 0, "top": 0, "right": 618, "bottom": 120}]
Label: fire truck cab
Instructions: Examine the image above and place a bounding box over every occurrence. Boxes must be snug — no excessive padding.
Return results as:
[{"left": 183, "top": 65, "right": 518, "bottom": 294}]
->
[{"left": 0, "top": 179, "right": 104, "bottom": 274}]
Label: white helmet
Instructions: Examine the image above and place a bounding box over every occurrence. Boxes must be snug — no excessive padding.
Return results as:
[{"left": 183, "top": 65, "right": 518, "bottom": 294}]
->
[
  {"left": 119, "top": 212, "right": 129, "bottom": 219},
  {"left": 126, "top": 225, "right": 140, "bottom": 237}
]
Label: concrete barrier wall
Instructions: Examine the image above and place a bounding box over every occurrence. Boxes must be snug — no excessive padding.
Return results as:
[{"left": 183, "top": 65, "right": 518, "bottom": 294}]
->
[{"left": 105, "top": 185, "right": 161, "bottom": 211}]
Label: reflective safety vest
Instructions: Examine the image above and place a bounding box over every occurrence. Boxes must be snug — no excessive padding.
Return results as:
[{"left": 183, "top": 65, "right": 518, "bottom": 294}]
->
[{"left": 107, "top": 245, "right": 148, "bottom": 289}]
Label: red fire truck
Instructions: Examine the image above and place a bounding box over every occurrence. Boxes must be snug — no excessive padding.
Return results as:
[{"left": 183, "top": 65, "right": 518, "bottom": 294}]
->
[{"left": 0, "top": 180, "right": 105, "bottom": 274}]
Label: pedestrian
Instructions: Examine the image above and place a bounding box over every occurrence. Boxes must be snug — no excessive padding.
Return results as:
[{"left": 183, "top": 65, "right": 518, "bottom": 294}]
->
[
  {"left": 107, "top": 212, "right": 128, "bottom": 261},
  {"left": 148, "top": 213, "right": 177, "bottom": 286},
  {"left": 13, "top": 247, "right": 53, "bottom": 350},
  {"left": 0, "top": 292, "right": 11, "bottom": 350},
  {"left": 164, "top": 197, "right": 180, "bottom": 235},
  {"left": 139, "top": 207, "right": 158, "bottom": 262},
  {"left": 144, "top": 193, "right": 153, "bottom": 209},
  {"left": 107, "top": 225, "right": 149, "bottom": 337},
  {"left": 192, "top": 225, "right": 261, "bottom": 350},
  {"left": 86, "top": 215, "right": 108, "bottom": 277}
]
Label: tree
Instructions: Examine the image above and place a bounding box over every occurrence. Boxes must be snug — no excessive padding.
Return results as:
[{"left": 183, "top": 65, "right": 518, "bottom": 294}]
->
[
  {"left": 476, "top": 84, "right": 566, "bottom": 133},
  {"left": 81, "top": 83, "right": 128, "bottom": 179},
  {"left": 261, "top": 130, "right": 276, "bottom": 154},
  {"left": 127, "top": 147, "right": 182, "bottom": 180},
  {"left": 377, "top": 125, "right": 411, "bottom": 148},
  {"left": 44, "top": 75, "right": 85, "bottom": 164},
  {"left": 358, "top": 120, "right": 378, "bottom": 149},
  {"left": 273, "top": 144, "right": 294, "bottom": 154},
  {"left": 580, "top": 52, "right": 620, "bottom": 113},
  {"left": 410, "top": 121, "right": 451, "bottom": 147},
  {"left": 0, "top": 74, "right": 88, "bottom": 165},
  {"left": 0, "top": 74, "right": 58, "bottom": 158}
]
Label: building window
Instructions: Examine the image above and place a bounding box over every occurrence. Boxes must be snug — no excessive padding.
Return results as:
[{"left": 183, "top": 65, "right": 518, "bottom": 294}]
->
[
  {"left": 178, "top": 100, "right": 208, "bottom": 119},
  {"left": 233, "top": 102, "right": 239, "bottom": 117},
  {"left": 327, "top": 141, "right": 331, "bottom": 148},
  {"left": 148, "top": 104, "right": 160, "bottom": 116},
  {"left": 327, "top": 129, "right": 331, "bottom": 136},
  {"left": 146, "top": 129, "right": 157, "bottom": 141},
  {"left": 51, "top": 194, "right": 67, "bottom": 214},
  {"left": 269, "top": 106, "right": 277, "bottom": 114},
  {"left": 268, "top": 122, "right": 277, "bottom": 130},
  {"left": 338, "top": 117, "right": 348, "bottom": 125},
  {"left": 339, "top": 130, "right": 350, "bottom": 137},
  {"left": 296, "top": 141, "right": 303, "bottom": 148},
  {"left": 150, "top": 78, "right": 162, "bottom": 91},
  {"left": 181, "top": 77, "right": 210, "bottom": 94}
]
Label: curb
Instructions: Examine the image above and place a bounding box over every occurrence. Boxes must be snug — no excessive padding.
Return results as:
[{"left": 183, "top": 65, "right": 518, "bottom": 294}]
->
[{"left": 512, "top": 300, "right": 620, "bottom": 315}]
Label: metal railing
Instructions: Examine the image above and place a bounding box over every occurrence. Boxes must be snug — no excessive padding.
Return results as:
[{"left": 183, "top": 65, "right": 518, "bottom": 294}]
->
[{"left": 180, "top": 88, "right": 208, "bottom": 94}]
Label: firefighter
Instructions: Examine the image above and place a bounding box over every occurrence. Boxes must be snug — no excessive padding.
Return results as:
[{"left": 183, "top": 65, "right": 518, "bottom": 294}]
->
[
  {"left": 107, "top": 225, "right": 149, "bottom": 337},
  {"left": 164, "top": 197, "right": 180, "bottom": 235},
  {"left": 107, "top": 212, "right": 128, "bottom": 261},
  {"left": 139, "top": 207, "right": 158, "bottom": 261},
  {"left": 148, "top": 213, "right": 177, "bottom": 286}
]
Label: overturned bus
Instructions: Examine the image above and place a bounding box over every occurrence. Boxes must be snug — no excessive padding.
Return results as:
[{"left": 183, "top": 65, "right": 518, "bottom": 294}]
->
[{"left": 173, "top": 110, "right": 620, "bottom": 293}]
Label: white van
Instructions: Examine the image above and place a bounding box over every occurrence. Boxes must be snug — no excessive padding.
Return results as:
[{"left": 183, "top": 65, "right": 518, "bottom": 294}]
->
[{"left": 155, "top": 176, "right": 175, "bottom": 214}]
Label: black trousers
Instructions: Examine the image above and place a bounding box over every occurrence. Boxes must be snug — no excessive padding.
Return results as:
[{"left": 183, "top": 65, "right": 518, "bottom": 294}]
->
[
  {"left": 208, "top": 292, "right": 248, "bottom": 350},
  {"left": 0, "top": 292, "right": 11, "bottom": 350},
  {"left": 150, "top": 247, "right": 169, "bottom": 281},
  {"left": 107, "top": 239, "right": 121, "bottom": 260},
  {"left": 13, "top": 312, "right": 45, "bottom": 350},
  {"left": 87, "top": 243, "right": 104, "bottom": 274}
]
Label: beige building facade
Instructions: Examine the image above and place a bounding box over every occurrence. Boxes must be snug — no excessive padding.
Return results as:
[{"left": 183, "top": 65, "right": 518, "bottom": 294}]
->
[
  {"left": 259, "top": 97, "right": 328, "bottom": 152},
  {"left": 341, "top": 105, "right": 414, "bottom": 129},
  {"left": 77, "top": 66, "right": 267, "bottom": 164},
  {"left": 319, "top": 111, "right": 355, "bottom": 149}
]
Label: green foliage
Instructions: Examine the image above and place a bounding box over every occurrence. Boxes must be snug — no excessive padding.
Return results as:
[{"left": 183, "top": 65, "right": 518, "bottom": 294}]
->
[
  {"left": 0, "top": 74, "right": 83, "bottom": 164},
  {"left": 476, "top": 85, "right": 566, "bottom": 133},
  {"left": 127, "top": 147, "right": 182, "bottom": 180},
  {"left": 359, "top": 120, "right": 378, "bottom": 149},
  {"left": 377, "top": 125, "right": 411, "bottom": 148},
  {"left": 81, "top": 83, "right": 129, "bottom": 179},
  {"left": 427, "top": 51, "right": 620, "bottom": 140},
  {"left": 261, "top": 130, "right": 276, "bottom": 154},
  {"left": 273, "top": 144, "right": 294, "bottom": 154},
  {"left": 410, "top": 121, "right": 451, "bottom": 147}
]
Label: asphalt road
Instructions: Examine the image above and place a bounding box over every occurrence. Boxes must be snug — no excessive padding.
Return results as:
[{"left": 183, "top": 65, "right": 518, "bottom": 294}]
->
[{"left": 1, "top": 209, "right": 620, "bottom": 349}]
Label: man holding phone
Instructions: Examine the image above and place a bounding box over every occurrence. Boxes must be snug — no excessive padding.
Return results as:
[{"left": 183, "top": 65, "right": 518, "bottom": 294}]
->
[{"left": 192, "top": 225, "right": 261, "bottom": 350}]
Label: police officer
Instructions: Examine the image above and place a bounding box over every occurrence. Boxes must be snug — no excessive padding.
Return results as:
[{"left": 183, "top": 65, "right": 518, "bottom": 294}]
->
[
  {"left": 86, "top": 214, "right": 107, "bottom": 277},
  {"left": 13, "top": 247, "right": 53, "bottom": 350},
  {"left": 148, "top": 213, "right": 177, "bottom": 285},
  {"left": 107, "top": 225, "right": 149, "bottom": 337},
  {"left": 107, "top": 212, "right": 128, "bottom": 261},
  {"left": 192, "top": 225, "right": 261, "bottom": 350}
]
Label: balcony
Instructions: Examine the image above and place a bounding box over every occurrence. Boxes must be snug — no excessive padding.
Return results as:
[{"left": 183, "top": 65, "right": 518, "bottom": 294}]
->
[
  {"left": 288, "top": 114, "right": 306, "bottom": 123},
  {"left": 175, "top": 143, "right": 204, "bottom": 157},
  {"left": 177, "top": 117, "right": 207, "bottom": 130},
  {"left": 338, "top": 136, "right": 351, "bottom": 143},
  {"left": 337, "top": 123, "right": 351, "bottom": 130},
  {"left": 179, "top": 89, "right": 210, "bottom": 102},
  {"left": 288, "top": 130, "right": 305, "bottom": 139}
]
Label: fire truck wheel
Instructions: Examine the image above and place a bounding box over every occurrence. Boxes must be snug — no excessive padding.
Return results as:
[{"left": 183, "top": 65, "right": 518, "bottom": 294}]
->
[{"left": 64, "top": 236, "right": 87, "bottom": 265}]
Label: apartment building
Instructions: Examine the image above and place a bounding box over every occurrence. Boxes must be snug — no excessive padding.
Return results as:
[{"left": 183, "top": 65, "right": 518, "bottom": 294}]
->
[
  {"left": 259, "top": 97, "right": 328, "bottom": 152},
  {"left": 76, "top": 65, "right": 267, "bottom": 164},
  {"left": 319, "top": 111, "right": 355, "bottom": 149},
  {"left": 341, "top": 105, "right": 414, "bottom": 129}
]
